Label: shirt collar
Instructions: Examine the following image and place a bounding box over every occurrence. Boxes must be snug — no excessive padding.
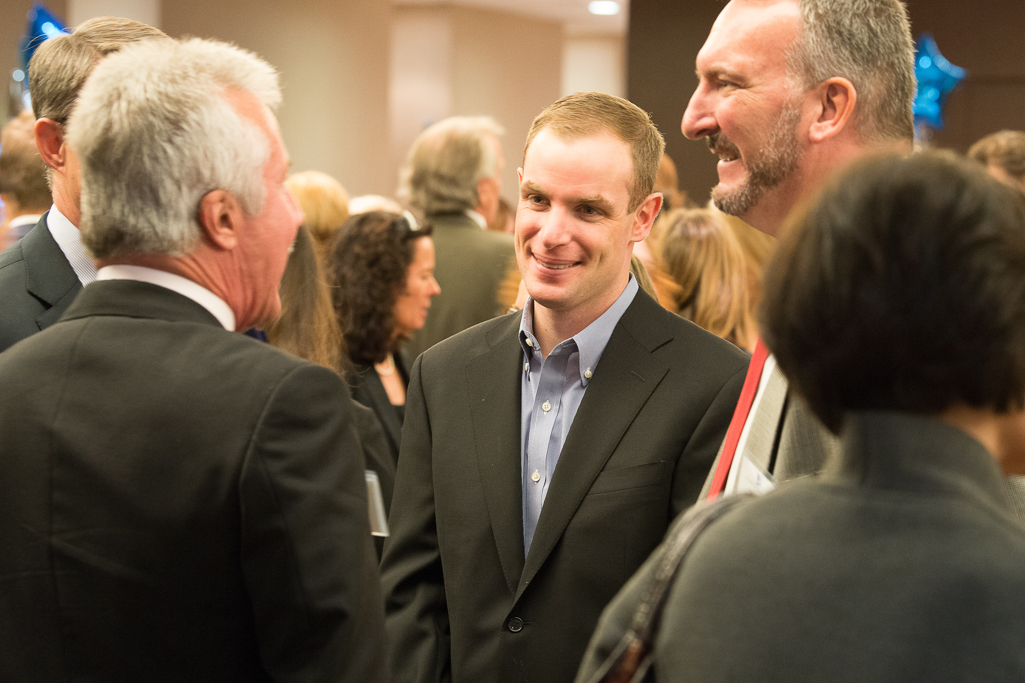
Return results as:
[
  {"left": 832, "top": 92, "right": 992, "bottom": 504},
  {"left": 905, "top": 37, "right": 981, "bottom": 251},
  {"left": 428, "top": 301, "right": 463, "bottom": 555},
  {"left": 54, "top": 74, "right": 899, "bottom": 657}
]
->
[
  {"left": 46, "top": 204, "right": 98, "bottom": 286},
  {"left": 96, "top": 264, "right": 237, "bottom": 331},
  {"left": 518, "top": 274, "right": 639, "bottom": 386},
  {"left": 465, "top": 209, "right": 488, "bottom": 230}
]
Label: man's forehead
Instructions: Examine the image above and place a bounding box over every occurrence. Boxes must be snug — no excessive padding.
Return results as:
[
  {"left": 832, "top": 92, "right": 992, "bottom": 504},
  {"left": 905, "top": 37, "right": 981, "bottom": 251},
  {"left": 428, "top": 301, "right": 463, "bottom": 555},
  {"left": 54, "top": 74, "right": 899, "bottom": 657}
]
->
[{"left": 700, "top": 0, "right": 801, "bottom": 65}]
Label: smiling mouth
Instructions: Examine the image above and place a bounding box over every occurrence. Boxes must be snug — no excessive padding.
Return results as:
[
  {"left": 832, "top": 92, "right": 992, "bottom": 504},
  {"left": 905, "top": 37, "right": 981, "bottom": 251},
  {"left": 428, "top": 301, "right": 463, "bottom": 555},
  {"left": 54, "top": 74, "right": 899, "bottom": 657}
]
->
[
  {"left": 707, "top": 134, "right": 740, "bottom": 162},
  {"left": 536, "top": 257, "right": 578, "bottom": 270}
]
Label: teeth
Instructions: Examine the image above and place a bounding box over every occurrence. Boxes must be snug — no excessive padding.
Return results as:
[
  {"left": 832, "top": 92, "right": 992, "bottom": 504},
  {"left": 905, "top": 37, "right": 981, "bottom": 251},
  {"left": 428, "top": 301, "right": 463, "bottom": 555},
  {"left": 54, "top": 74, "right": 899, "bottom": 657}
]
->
[{"left": 538, "top": 258, "right": 574, "bottom": 270}]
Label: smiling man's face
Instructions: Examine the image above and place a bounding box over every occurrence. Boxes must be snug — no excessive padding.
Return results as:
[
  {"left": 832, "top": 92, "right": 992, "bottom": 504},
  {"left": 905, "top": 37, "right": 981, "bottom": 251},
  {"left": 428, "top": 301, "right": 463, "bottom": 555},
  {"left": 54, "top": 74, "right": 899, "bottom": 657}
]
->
[
  {"left": 515, "top": 127, "right": 650, "bottom": 326},
  {"left": 682, "top": 0, "right": 807, "bottom": 226}
]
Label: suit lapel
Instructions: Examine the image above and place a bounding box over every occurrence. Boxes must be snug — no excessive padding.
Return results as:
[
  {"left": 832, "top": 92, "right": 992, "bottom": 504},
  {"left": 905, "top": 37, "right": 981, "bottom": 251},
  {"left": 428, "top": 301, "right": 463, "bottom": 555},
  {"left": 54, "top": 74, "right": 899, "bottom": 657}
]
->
[
  {"left": 516, "top": 294, "right": 672, "bottom": 599},
  {"left": 467, "top": 315, "right": 526, "bottom": 595},
  {"left": 19, "top": 215, "right": 82, "bottom": 330}
]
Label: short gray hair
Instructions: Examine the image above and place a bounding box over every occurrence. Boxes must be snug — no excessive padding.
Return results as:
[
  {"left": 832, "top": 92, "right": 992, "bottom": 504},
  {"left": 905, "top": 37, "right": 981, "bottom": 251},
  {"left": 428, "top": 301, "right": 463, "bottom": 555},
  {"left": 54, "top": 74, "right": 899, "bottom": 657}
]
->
[
  {"left": 788, "top": 0, "right": 915, "bottom": 143},
  {"left": 67, "top": 38, "right": 281, "bottom": 259},
  {"left": 398, "top": 116, "right": 504, "bottom": 215}
]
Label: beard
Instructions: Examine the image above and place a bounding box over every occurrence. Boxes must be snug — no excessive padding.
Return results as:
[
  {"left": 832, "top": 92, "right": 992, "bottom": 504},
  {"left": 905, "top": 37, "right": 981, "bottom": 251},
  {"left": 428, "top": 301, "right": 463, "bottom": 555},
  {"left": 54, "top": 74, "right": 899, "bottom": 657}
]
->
[{"left": 708, "top": 99, "right": 802, "bottom": 218}]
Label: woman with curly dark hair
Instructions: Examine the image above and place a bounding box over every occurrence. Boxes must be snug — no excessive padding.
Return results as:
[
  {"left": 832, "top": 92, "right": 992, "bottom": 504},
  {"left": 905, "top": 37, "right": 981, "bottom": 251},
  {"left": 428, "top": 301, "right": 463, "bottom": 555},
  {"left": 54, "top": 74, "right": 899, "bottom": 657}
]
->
[{"left": 327, "top": 211, "right": 440, "bottom": 464}]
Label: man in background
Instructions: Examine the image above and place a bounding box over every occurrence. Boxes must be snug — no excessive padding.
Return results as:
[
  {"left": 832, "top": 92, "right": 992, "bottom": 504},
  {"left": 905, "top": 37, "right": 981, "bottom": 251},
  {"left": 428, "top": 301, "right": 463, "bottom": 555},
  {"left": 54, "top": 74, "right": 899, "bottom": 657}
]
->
[
  {"left": 0, "top": 37, "right": 386, "bottom": 682},
  {"left": 382, "top": 92, "right": 746, "bottom": 683},
  {"left": 400, "top": 115, "right": 516, "bottom": 359},
  {"left": 0, "top": 110, "right": 51, "bottom": 248},
  {"left": 969, "top": 129, "right": 1025, "bottom": 194},
  {"left": 0, "top": 16, "right": 167, "bottom": 352}
]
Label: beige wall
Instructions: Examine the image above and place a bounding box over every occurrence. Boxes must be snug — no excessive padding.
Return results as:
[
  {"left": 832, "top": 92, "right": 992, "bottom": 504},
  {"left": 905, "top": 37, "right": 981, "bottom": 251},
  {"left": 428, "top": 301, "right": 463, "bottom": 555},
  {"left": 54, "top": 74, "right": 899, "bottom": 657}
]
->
[
  {"left": 562, "top": 34, "right": 625, "bottom": 99},
  {"left": 391, "top": 4, "right": 562, "bottom": 205},
  {"left": 162, "top": 0, "right": 394, "bottom": 198}
]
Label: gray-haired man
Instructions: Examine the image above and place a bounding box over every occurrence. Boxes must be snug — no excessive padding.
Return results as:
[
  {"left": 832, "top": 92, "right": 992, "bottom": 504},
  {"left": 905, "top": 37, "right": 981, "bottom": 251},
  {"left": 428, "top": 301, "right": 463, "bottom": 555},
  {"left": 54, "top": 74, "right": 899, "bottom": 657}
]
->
[{"left": 0, "top": 37, "right": 386, "bottom": 683}]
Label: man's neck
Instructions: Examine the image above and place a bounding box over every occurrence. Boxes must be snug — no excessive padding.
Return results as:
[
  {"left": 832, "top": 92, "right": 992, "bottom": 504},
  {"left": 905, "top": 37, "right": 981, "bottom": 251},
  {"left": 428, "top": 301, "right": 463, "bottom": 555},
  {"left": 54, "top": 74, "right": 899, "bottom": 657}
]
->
[
  {"left": 752, "top": 136, "right": 912, "bottom": 238},
  {"left": 530, "top": 277, "right": 629, "bottom": 357}
]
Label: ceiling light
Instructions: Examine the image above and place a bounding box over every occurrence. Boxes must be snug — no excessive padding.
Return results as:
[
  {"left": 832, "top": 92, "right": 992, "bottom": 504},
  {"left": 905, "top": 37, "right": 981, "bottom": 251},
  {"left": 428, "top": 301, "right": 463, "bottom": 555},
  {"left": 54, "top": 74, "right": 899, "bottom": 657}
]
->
[{"left": 588, "top": 1, "right": 620, "bottom": 16}]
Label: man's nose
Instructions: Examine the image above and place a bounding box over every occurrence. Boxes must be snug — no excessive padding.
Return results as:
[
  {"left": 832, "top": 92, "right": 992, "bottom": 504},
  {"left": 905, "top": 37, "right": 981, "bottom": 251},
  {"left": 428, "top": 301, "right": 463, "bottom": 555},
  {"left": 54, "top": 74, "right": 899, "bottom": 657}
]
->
[
  {"left": 538, "top": 207, "right": 572, "bottom": 248},
  {"left": 682, "top": 85, "right": 718, "bottom": 140}
]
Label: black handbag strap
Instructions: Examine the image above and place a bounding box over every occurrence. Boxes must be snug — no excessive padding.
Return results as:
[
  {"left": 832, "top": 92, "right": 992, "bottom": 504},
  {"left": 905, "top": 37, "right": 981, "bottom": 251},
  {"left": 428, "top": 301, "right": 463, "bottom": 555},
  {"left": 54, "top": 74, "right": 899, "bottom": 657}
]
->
[{"left": 589, "top": 494, "right": 753, "bottom": 683}]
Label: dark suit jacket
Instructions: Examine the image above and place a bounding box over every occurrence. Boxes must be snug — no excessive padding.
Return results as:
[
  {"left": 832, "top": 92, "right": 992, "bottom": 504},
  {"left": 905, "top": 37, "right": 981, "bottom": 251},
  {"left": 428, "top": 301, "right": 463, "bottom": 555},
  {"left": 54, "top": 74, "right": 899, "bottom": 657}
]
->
[
  {"left": 0, "top": 213, "right": 81, "bottom": 352},
  {"left": 380, "top": 290, "right": 748, "bottom": 683},
  {"left": 578, "top": 412, "right": 1025, "bottom": 683},
  {"left": 404, "top": 212, "right": 515, "bottom": 360},
  {"left": 351, "top": 353, "right": 410, "bottom": 468},
  {"left": 0, "top": 280, "right": 387, "bottom": 683}
]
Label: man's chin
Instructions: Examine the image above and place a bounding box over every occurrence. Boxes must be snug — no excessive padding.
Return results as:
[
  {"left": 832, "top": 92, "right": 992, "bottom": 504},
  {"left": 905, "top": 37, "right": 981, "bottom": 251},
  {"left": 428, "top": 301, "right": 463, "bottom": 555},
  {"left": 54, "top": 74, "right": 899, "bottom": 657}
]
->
[{"left": 711, "top": 182, "right": 758, "bottom": 218}]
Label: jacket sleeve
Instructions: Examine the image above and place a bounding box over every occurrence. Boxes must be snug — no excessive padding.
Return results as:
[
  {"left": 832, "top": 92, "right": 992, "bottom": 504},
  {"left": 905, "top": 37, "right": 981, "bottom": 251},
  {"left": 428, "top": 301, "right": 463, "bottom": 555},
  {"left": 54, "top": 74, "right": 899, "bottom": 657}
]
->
[
  {"left": 239, "top": 362, "right": 388, "bottom": 683},
  {"left": 673, "top": 365, "right": 747, "bottom": 515},
  {"left": 380, "top": 355, "right": 452, "bottom": 683}
]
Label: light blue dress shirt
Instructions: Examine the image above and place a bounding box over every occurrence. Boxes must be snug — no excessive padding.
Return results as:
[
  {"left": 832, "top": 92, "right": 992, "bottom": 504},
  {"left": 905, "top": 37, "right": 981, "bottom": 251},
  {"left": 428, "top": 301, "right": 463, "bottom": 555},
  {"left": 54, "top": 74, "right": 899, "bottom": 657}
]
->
[{"left": 518, "top": 275, "right": 639, "bottom": 554}]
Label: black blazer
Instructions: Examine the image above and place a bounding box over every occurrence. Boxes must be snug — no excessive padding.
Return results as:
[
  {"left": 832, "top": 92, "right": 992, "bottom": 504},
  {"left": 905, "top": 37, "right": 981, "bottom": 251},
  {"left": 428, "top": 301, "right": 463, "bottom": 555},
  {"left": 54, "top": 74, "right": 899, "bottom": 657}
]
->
[
  {"left": 0, "top": 213, "right": 81, "bottom": 352},
  {"left": 0, "top": 280, "right": 387, "bottom": 683},
  {"left": 381, "top": 290, "right": 748, "bottom": 683},
  {"left": 351, "top": 353, "right": 410, "bottom": 467},
  {"left": 579, "top": 412, "right": 1025, "bottom": 683}
]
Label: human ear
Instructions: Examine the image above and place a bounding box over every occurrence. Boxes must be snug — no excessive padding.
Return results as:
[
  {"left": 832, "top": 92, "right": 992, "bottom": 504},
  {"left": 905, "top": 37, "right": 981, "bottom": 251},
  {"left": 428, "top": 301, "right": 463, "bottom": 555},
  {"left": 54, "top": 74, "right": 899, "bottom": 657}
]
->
[
  {"left": 197, "top": 190, "right": 241, "bottom": 250},
  {"left": 631, "top": 192, "right": 663, "bottom": 242},
  {"left": 34, "top": 118, "right": 66, "bottom": 171},
  {"left": 808, "top": 77, "right": 856, "bottom": 143}
]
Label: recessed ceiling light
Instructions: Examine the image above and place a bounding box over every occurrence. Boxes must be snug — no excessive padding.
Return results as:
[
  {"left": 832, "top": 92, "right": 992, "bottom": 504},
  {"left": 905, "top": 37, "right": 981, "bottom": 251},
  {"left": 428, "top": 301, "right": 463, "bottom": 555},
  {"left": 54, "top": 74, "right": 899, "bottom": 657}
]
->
[{"left": 588, "top": 1, "right": 620, "bottom": 16}]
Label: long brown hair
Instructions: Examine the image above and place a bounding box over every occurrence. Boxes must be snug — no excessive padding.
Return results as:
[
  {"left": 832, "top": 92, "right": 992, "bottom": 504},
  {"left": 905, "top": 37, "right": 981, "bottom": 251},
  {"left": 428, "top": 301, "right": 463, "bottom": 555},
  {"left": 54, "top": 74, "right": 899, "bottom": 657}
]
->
[
  {"left": 267, "top": 225, "right": 351, "bottom": 376},
  {"left": 660, "top": 208, "right": 757, "bottom": 350}
]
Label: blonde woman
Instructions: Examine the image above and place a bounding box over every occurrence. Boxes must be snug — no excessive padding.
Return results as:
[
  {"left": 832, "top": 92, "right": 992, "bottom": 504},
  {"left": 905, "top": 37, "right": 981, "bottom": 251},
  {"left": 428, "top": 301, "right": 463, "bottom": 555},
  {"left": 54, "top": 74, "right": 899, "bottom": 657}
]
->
[{"left": 660, "top": 207, "right": 756, "bottom": 351}]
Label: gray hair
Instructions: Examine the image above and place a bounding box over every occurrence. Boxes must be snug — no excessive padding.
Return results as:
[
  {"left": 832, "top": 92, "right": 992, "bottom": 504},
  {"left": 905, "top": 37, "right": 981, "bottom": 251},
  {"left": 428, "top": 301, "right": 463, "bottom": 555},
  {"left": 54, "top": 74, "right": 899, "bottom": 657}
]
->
[
  {"left": 787, "top": 0, "right": 915, "bottom": 143},
  {"left": 398, "top": 116, "right": 504, "bottom": 215},
  {"left": 67, "top": 38, "right": 281, "bottom": 259}
]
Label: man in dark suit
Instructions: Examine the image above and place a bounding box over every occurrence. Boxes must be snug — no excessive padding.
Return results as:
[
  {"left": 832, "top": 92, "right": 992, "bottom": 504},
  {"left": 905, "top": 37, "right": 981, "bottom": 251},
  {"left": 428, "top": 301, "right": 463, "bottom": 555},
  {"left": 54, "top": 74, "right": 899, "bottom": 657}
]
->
[
  {"left": 0, "top": 37, "right": 386, "bottom": 682},
  {"left": 381, "top": 92, "right": 748, "bottom": 683},
  {"left": 400, "top": 116, "right": 516, "bottom": 360},
  {"left": 0, "top": 17, "right": 168, "bottom": 352}
]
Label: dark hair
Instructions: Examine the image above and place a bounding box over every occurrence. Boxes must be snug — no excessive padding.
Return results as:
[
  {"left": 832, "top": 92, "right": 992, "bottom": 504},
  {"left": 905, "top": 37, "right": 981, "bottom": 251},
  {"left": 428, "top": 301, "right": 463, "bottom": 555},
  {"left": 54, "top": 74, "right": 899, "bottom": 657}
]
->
[
  {"left": 0, "top": 111, "right": 51, "bottom": 210},
  {"left": 762, "top": 152, "right": 1025, "bottom": 433},
  {"left": 267, "top": 225, "right": 352, "bottom": 376},
  {"left": 326, "top": 211, "right": 433, "bottom": 365},
  {"left": 968, "top": 130, "right": 1025, "bottom": 183}
]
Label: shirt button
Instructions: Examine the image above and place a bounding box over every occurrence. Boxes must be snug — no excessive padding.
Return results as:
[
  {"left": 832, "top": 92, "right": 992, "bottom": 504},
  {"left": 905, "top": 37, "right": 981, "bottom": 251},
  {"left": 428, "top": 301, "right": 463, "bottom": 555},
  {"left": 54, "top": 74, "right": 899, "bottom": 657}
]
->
[
  {"left": 531, "top": 469, "right": 540, "bottom": 483},
  {"left": 526, "top": 338, "right": 533, "bottom": 347},
  {"left": 542, "top": 401, "right": 551, "bottom": 413},
  {"left": 524, "top": 362, "right": 529, "bottom": 373},
  {"left": 508, "top": 617, "right": 524, "bottom": 632},
  {"left": 584, "top": 368, "right": 592, "bottom": 379}
]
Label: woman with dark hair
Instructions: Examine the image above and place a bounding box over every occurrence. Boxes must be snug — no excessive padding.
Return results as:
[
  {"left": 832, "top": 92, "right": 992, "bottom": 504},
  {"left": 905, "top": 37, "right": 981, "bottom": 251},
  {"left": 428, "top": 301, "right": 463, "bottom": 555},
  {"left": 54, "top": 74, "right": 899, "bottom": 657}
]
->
[
  {"left": 578, "top": 152, "right": 1025, "bottom": 683},
  {"left": 327, "top": 211, "right": 440, "bottom": 464}
]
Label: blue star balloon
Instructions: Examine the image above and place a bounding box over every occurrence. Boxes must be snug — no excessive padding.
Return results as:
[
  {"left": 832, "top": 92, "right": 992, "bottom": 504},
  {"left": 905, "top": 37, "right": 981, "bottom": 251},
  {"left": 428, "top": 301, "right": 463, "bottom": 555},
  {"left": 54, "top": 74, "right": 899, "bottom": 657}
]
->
[
  {"left": 913, "top": 33, "right": 967, "bottom": 132},
  {"left": 19, "top": 2, "right": 68, "bottom": 75}
]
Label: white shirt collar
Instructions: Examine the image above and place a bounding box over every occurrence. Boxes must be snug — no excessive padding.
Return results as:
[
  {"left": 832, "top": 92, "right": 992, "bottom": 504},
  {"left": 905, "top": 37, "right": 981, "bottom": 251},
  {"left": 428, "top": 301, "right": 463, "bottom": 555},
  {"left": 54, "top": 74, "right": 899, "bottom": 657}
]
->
[
  {"left": 96, "top": 264, "right": 237, "bottom": 331},
  {"left": 46, "top": 204, "right": 98, "bottom": 286},
  {"left": 465, "top": 209, "right": 488, "bottom": 230}
]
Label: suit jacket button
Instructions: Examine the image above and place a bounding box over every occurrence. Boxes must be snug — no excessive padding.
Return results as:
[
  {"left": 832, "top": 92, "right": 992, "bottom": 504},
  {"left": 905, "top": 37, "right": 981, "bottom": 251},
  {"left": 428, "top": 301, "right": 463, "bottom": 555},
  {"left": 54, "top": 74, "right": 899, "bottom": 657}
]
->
[{"left": 507, "top": 617, "right": 524, "bottom": 633}]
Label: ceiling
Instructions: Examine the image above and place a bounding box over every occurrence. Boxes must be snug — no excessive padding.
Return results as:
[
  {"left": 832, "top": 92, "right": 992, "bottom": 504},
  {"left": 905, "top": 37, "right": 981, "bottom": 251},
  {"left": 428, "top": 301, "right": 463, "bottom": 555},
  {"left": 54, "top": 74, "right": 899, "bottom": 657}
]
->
[{"left": 392, "top": 0, "right": 628, "bottom": 35}]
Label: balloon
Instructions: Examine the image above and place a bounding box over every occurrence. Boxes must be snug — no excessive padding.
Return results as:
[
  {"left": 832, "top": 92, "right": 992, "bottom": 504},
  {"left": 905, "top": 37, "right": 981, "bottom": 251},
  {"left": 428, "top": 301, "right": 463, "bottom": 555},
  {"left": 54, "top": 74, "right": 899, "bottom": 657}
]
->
[
  {"left": 19, "top": 2, "right": 68, "bottom": 75},
  {"left": 912, "top": 33, "right": 967, "bottom": 132}
]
